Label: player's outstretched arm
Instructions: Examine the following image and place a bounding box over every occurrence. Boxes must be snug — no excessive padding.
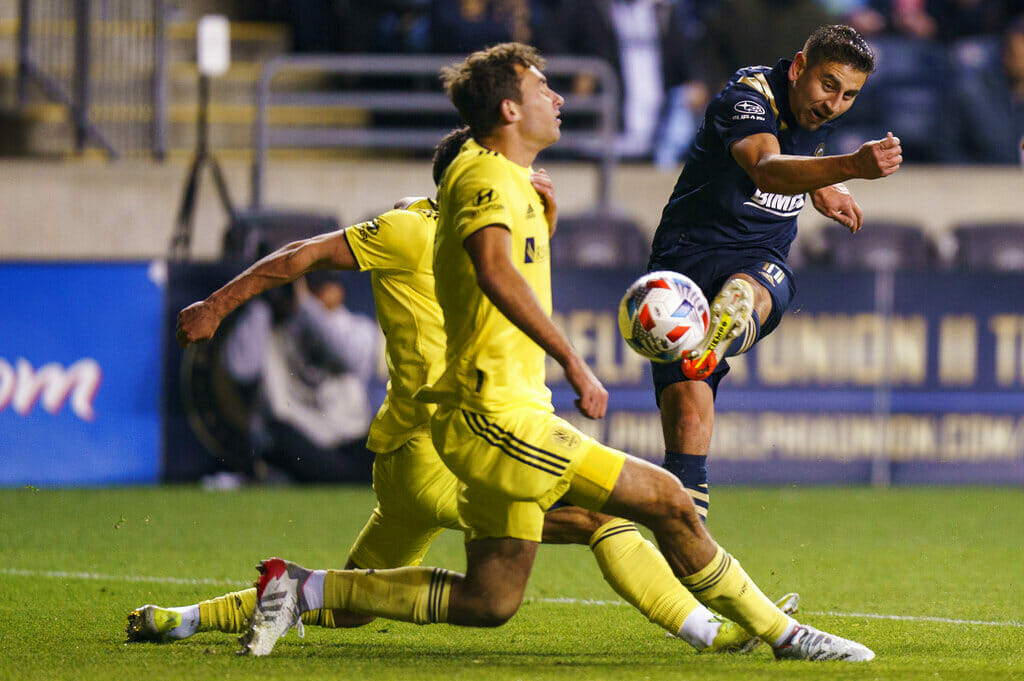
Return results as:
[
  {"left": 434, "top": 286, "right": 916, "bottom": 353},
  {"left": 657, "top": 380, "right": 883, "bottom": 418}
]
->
[
  {"left": 464, "top": 225, "right": 607, "bottom": 418},
  {"left": 731, "top": 131, "right": 903, "bottom": 196},
  {"left": 176, "top": 229, "right": 358, "bottom": 347}
]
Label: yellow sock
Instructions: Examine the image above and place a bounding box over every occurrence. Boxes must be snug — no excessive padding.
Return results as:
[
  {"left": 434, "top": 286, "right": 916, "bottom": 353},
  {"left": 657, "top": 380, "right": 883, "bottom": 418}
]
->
[
  {"left": 300, "top": 608, "right": 338, "bottom": 628},
  {"left": 197, "top": 588, "right": 257, "bottom": 633},
  {"left": 196, "top": 586, "right": 342, "bottom": 631},
  {"left": 680, "top": 546, "right": 790, "bottom": 643},
  {"left": 590, "top": 519, "right": 700, "bottom": 635},
  {"left": 323, "top": 567, "right": 452, "bottom": 624}
]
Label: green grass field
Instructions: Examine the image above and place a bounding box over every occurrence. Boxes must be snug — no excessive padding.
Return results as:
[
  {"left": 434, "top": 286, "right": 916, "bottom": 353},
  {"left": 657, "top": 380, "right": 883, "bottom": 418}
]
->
[{"left": 1, "top": 486, "right": 1021, "bottom": 681}]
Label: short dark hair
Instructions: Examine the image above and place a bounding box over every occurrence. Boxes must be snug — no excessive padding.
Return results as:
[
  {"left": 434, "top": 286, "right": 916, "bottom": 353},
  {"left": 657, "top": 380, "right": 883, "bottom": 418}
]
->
[
  {"left": 803, "top": 25, "right": 874, "bottom": 74},
  {"left": 440, "top": 42, "right": 545, "bottom": 137},
  {"left": 432, "top": 126, "right": 472, "bottom": 186}
]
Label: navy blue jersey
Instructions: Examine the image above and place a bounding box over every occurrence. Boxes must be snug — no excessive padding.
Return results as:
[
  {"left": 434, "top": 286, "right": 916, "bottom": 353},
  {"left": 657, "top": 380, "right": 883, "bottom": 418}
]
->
[{"left": 651, "top": 60, "right": 837, "bottom": 264}]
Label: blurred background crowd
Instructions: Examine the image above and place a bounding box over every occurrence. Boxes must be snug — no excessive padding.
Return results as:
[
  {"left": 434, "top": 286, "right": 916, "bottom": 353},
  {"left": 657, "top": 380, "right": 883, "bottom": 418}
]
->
[{"left": 238, "top": 0, "right": 1024, "bottom": 166}]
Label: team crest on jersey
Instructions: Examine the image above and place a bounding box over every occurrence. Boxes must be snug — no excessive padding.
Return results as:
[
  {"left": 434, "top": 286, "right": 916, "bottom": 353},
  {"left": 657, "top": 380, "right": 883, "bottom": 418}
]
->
[
  {"left": 351, "top": 219, "right": 380, "bottom": 241},
  {"left": 473, "top": 188, "right": 496, "bottom": 206},
  {"left": 814, "top": 143, "right": 826, "bottom": 157}
]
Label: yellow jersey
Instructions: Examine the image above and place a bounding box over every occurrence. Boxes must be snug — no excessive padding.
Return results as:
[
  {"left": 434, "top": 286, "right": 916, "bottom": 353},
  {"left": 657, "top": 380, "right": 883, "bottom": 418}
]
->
[
  {"left": 417, "top": 138, "right": 553, "bottom": 414},
  {"left": 346, "top": 199, "right": 446, "bottom": 453}
]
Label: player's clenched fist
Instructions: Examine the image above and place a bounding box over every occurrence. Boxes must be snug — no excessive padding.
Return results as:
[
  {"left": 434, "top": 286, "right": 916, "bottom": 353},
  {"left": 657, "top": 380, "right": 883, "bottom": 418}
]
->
[
  {"left": 853, "top": 131, "right": 902, "bottom": 179},
  {"left": 176, "top": 301, "right": 221, "bottom": 347}
]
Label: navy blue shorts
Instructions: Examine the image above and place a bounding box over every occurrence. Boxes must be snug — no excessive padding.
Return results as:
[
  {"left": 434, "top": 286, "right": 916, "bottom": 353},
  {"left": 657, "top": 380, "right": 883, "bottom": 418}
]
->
[{"left": 648, "top": 247, "right": 796, "bottom": 403}]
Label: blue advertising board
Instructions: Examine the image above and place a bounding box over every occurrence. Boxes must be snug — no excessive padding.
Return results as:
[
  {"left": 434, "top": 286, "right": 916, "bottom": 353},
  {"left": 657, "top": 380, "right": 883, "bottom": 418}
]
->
[
  {"left": 0, "top": 263, "right": 163, "bottom": 486},
  {"left": 7, "top": 261, "right": 1021, "bottom": 486},
  {"left": 545, "top": 269, "right": 1024, "bottom": 485}
]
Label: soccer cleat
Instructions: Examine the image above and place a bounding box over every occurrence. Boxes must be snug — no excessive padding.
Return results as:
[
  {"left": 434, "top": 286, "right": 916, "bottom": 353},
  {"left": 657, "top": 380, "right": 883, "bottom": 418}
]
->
[
  {"left": 773, "top": 624, "right": 875, "bottom": 662},
  {"left": 681, "top": 279, "right": 754, "bottom": 380},
  {"left": 237, "top": 557, "right": 311, "bottom": 657},
  {"left": 125, "top": 604, "right": 182, "bottom": 642},
  {"left": 703, "top": 592, "right": 801, "bottom": 654}
]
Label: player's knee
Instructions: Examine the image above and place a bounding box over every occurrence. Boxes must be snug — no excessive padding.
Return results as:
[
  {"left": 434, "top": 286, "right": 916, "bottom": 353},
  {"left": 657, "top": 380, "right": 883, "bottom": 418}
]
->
[
  {"left": 542, "top": 506, "right": 609, "bottom": 543},
  {"left": 473, "top": 593, "right": 522, "bottom": 627},
  {"left": 646, "top": 470, "right": 702, "bottom": 529}
]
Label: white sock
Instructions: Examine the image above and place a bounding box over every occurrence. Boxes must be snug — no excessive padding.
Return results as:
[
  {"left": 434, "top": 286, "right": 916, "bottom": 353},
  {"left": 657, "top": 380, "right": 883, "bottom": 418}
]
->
[
  {"left": 676, "top": 605, "right": 722, "bottom": 649},
  {"left": 302, "top": 569, "right": 327, "bottom": 612},
  {"left": 771, "top": 617, "right": 800, "bottom": 647},
  {"left": 166, "top": 605, "right": 200, "bottom": 639}
]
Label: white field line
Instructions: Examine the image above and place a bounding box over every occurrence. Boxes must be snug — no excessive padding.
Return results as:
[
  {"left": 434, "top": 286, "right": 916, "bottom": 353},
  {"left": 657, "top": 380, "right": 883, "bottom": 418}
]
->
[{"left": 4, "top": 568, "right": 1022, "bottom": 629}]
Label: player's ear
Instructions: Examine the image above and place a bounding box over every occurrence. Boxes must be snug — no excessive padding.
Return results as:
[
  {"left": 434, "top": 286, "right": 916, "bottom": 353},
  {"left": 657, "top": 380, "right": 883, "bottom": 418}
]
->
[
  {"left": 500, "top": 98, "right": 520, "bottom": 123},
  {"left": 789, "top": 52, "right": 806, "bottom": 82}
]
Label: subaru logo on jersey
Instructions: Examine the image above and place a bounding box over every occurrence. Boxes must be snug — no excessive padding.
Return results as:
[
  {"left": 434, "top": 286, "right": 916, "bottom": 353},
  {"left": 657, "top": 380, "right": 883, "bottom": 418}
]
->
[
  {"left": 525, "top": 236, "right": 536, "bottom": 263},
  {"left": 734, "top": 100, "right": 766, "bottom": 115},
  {"left": 473, "top": 188, "right": 496, "bottom": 206}
]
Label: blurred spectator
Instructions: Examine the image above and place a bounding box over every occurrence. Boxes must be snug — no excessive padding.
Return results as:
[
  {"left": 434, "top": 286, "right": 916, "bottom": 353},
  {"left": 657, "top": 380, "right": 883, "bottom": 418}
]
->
[
  {"left": 543, "top": 0, "right": 706, "bottom": 162},
  {"left": 870, "top": 0, "right": 1021, "bottom": 41},
  {"left": 819, "top": 0, "right": 888, "bottom": 35},
  {"left": 690, "top": 0, "right": 833, "bottom": 89},
  {"left": 429, "top": 0, "right": 557, "bottom": 54},
  {"left": 222, "top": 272, "right": 379, "bottom": 483},
  {"left": 945, "top": 15, "right": 1024, "bottom": 164}
]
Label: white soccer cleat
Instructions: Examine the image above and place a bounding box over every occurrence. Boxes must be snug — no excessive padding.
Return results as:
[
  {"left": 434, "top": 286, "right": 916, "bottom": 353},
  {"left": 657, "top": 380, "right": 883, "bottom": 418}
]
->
[
  {"left": 125, "top": 604, "right": 182, "bottom": 642},
  {"left": 681, "top": 278, "right": 754, "bottom": 380},
  {"left": 772, "top": 623, "right": 875, "bottom": 662},
  {"left": 237, "top": 557, "right": 310, "bottom": 657},
  {"left": 701, "top": 592, "right": 801, "bottom": 654}
]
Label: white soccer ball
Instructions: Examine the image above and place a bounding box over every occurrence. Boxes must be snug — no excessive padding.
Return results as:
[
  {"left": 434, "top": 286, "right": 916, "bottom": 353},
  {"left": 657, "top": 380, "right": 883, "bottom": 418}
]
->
[{"left": 618, "top": 271, "right": 709, "bottom": 363}]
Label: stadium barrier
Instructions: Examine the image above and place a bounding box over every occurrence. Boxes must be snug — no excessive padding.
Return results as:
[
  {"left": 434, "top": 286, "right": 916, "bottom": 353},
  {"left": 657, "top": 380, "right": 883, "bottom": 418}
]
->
[{"left": 2, "top": 262, "right": 1023, "bottom": 486}]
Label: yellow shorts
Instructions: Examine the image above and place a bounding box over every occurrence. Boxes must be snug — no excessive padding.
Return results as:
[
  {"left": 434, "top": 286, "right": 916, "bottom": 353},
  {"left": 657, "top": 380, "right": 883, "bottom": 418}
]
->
[
  {"left": 347, "top": 433, "right": 463, "bottom": 569},
  {"left": 431, "top": 406, "right": 626, "bottom": 542}
]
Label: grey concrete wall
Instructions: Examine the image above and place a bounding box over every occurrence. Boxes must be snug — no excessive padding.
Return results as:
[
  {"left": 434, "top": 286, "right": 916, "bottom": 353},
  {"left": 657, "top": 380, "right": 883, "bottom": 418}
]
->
[{"left": 1, "top": 158, "right": 1021, "bottom": 261}]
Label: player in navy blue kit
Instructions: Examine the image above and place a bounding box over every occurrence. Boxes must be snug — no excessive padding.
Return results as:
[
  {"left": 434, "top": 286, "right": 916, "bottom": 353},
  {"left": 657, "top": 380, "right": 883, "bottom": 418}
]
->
[{"left": 650, "top": 25, "right": 904, "bottom": 521}]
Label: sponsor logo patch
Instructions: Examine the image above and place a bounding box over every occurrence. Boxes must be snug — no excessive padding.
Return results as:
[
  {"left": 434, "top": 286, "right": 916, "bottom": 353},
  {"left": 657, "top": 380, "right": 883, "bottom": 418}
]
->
[
  {"left": 734, "top": 100, "right": 766, "bottom": 116},
  {"left": 473, "top": 188, "right": 496, "bottom": 206}
]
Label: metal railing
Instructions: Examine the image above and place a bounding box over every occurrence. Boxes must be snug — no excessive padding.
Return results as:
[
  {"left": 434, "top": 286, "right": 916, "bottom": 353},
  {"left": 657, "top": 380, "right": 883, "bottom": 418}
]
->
[
  {"left": 251, "top": 54, "right": 620, "bottom": 209},
  {"left": 16, "top": 0, "right": 168, "bottom": 158}
]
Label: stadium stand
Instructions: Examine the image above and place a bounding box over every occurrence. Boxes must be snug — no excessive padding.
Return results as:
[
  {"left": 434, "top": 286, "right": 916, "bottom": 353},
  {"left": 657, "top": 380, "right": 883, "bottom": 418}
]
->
[
  {"left": 550, "top": 210, "right": 650, "bottom": 269},
  {"left": 818, "top": 221, "right": 940, "bottom": 270},
  {"left": 953, "top": 222, "right": 1024, "bottom": 272}
]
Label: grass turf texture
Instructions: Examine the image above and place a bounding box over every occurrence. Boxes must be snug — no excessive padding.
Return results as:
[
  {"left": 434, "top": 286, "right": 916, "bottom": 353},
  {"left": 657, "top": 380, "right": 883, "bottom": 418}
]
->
[{"left": 0, "top": 486, "right": 1021, "bottom": 681}]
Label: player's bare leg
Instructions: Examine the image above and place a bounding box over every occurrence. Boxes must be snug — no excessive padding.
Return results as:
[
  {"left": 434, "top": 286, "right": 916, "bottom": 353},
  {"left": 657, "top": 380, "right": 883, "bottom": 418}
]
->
[
  {"left": 543, "top": 504, "right": 797, "bottom": 653},
  {"left": 664, "top": 274, "right": 773, "bottom": 521},
  {"left": 446, "top": 538, "right": 537, "bottom": 626},
  {"left": 598, "top": 456, "right": 874, "bottom": 661}
]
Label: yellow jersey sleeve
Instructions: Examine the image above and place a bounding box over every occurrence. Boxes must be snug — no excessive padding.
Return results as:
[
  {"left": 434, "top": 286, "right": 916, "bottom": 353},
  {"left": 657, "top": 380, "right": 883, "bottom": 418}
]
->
[
  {"left": 346, "top": 198, "right": 436, "bottom": 273},
  {"left": 449, "top": 153, "right": 518, "bottom": 242}
]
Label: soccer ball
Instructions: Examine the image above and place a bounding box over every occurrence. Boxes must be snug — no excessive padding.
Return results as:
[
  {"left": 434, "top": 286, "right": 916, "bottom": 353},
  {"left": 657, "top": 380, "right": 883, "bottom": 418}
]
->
[{"left": 618, "top": 271, "right": 709, "bottom": 363}]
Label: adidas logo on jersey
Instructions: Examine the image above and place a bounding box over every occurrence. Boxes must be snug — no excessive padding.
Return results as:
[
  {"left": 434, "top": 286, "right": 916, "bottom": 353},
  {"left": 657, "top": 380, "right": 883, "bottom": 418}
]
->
[{"left": 526, "top": 204, "right": 537, "bottom": 219}]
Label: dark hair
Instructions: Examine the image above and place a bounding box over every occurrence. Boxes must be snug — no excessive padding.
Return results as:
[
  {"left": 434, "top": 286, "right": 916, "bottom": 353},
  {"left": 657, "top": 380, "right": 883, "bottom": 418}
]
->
[
  {"left": 803, "top": 25, "right": 874, "bottom": 74},
  {"left": 440, "top": 42, "right": 545, "bottom": 137},
  {"left": 432, "top": 126, "right": 472, "bottom": 186}
]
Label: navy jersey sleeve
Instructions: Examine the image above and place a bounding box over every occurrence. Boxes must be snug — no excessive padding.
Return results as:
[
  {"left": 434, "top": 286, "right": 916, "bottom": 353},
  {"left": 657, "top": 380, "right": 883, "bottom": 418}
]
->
[{"left": 711, "top": 84, "right": 779, "bottom": 150}]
